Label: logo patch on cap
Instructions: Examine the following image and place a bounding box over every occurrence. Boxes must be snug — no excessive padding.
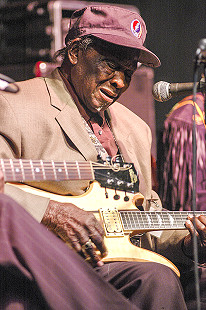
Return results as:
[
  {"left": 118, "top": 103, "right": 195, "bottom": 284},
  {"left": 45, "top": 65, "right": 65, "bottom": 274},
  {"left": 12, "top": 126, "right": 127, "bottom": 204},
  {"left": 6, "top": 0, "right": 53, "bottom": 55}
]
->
[{"left": 131, "top": 19, "right": 142, "bottom": 38}]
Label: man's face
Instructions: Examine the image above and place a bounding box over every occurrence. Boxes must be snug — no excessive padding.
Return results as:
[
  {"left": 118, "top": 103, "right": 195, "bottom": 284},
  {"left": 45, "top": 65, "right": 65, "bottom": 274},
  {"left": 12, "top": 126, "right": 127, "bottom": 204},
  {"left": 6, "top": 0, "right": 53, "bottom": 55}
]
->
[{"left": 70, "top": 41, "right": 139, "bottom": 112}]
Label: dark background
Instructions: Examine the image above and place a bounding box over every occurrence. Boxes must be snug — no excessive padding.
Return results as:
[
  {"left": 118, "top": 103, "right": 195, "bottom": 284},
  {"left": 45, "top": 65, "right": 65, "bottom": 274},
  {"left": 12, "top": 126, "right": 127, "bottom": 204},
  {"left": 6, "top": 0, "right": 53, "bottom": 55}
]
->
[{"left": 0, "top": 0, "right": 206, "bottom": 143}]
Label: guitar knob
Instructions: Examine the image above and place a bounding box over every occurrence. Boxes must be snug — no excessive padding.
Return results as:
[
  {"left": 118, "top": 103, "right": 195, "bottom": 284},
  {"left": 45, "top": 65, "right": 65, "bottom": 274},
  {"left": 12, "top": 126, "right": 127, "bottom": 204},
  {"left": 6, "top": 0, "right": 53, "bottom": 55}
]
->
[
  {"left": 124, "top": 196, "right": 129, "bottom": 202},
  {"left": 114, "top": 194, "right": 120, "bottom": 200}
]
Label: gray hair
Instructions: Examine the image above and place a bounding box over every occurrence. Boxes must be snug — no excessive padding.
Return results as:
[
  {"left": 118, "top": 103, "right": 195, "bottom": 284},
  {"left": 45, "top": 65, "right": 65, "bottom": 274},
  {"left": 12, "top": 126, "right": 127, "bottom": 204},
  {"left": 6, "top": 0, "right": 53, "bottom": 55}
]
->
[{"left": 53, "top": 35, "right": 95, "bottom": 62}]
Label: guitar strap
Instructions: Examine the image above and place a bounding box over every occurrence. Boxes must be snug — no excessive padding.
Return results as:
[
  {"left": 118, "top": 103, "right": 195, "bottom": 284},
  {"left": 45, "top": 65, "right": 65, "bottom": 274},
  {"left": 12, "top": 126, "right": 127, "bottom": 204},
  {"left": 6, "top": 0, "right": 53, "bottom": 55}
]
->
[{"left": 81, "top": 117, "right": 109, "bottom": 161}]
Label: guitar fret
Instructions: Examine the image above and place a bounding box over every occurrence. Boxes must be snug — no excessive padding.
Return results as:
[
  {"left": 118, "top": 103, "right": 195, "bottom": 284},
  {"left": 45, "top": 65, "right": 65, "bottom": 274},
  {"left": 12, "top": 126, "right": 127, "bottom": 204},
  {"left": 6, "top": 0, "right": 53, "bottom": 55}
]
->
[
  {"left": 76, "top": 161, "right": 81, "bottom": 179},
  {"left": 19, "top": 160, "right": 25, "bottom": 180},
  {"left": 40, "top": 160, "right": 46, "bottom": 180},
  {"left": 54, "top": 162, "right": 67, "bottom": 180},
  {"left": 63, "top": 161, "right": 69, "bottom": 179},
  {"left": 65, "top": 162, "right": 81, "bottom": 179},
  {"left": 13, "top": 159, "right": 24, "bottom": 181},
  {"left": 78, "top": 162, "right": 94, "bottom": 180},
  {"left": 32, "top": 160, "right": 46, "bottom": 181},
  {"left": 22, "top": 159, "right": 36, "bottom": 180},
  {"left": 52, "top": 160, "right": 57, "bottom": 180},
  {"left": 30, "top": 160, "right": 35, "bottom": 180},
  {"left": 9, "top": 159, "right": 15, "bottom": 180}
]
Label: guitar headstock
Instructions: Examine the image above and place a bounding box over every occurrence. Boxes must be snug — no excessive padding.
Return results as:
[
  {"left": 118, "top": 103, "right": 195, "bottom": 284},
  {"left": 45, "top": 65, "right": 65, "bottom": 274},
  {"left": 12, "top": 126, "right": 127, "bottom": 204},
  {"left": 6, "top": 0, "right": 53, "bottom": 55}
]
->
[{"left": 93, "top": 157, "right": 139, "bottom": 193}]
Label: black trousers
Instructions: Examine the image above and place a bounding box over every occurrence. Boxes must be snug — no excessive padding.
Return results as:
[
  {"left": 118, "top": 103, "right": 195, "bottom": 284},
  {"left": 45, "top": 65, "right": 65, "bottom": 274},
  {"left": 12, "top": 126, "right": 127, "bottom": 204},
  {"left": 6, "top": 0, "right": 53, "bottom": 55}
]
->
[
  {"left": 0, "top": 194, "right": 138, "bottom": 310},
  {"left": 180, "top": 265, "right": 206, "bottom": 310},
  {"left": 0, "top": 194, "right": 191, "bottom": 309}
]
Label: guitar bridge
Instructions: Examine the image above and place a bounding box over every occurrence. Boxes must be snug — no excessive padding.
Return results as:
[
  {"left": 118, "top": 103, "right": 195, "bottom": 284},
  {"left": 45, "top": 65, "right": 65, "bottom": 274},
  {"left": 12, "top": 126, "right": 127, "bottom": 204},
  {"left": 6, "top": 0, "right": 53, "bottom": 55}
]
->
[{"left": 99, "top": 207, "right": 124, "bottom": 237}]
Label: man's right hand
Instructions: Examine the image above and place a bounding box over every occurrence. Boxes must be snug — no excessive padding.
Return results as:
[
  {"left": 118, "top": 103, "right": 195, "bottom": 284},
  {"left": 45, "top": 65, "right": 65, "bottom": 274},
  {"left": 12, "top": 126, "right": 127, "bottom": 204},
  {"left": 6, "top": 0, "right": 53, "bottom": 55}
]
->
[{"left": 41, "top": 200, "right": 108, "bottom": 266}]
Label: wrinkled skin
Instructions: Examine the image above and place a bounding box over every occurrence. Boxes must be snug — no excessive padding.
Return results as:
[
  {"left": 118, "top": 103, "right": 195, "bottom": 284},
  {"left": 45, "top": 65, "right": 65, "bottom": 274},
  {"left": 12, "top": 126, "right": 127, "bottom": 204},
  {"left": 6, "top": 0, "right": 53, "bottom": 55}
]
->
[{"left": 42, "top": 200, "right": 107, "bottom": 266}]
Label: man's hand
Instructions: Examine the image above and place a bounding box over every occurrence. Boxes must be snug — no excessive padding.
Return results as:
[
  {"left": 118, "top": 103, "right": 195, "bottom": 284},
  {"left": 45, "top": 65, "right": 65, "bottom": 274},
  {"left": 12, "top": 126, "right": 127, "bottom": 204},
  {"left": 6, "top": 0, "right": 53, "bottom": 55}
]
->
[
  {"left": 0, "top": 171, "right": 4, "bottom": 193},
  {"left": 42, "top": 200, "right": 108, "bottom": 266},
  {"left": 183, "top": 214, "right": 206, "bottom": 263}
]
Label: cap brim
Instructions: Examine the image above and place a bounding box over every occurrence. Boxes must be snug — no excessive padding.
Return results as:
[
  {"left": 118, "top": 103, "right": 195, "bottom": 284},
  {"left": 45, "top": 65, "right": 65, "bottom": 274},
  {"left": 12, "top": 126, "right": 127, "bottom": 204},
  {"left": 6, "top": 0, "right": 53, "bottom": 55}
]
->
[
  {"left": 138, "top": 47, "right": 161, "bottom": 68},
  {"left": 89, "top": 33, "right": 161, "bottom": 68}
]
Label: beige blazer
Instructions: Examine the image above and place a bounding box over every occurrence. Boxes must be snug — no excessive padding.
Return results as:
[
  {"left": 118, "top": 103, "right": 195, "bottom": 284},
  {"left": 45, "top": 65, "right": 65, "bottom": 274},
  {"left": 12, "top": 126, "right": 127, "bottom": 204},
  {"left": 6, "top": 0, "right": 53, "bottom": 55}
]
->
[{"left": 0, "top": 69, "right": 189, "bottom": 265}]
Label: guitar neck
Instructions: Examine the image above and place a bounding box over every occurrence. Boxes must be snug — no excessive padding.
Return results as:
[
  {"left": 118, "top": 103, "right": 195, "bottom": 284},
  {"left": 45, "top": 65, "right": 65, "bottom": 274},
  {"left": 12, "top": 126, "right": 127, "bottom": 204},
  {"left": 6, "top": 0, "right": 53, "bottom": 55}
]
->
[
  {"left": 0, "top": 159, "right": 94, "bottom": 182},
  {"left": 0, "top": 158, "right": 139, "bottom": 193},
  {"left": 119, "top": 210, "right": 206, "bottom": 231}
]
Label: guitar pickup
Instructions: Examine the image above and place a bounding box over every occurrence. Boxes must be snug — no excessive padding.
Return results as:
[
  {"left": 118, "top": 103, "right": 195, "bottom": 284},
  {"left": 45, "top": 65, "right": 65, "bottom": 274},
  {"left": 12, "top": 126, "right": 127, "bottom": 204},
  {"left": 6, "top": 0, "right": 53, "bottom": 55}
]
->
[{"left": 99, "top": 207, "right": 124, "bottom": 237}]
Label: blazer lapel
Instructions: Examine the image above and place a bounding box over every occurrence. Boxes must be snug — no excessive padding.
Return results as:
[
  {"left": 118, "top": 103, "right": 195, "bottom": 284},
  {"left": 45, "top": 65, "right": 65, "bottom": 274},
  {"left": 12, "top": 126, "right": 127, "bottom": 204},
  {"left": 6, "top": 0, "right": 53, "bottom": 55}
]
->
[{"left": 44, "top": 69, "right": 98, "bottom": 161}]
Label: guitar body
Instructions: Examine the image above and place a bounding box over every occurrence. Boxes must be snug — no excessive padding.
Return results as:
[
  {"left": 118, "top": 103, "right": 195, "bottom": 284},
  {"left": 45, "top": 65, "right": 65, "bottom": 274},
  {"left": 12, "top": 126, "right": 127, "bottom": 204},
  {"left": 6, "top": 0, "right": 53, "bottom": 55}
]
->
[{"left": 9, "top": 181, "right": 180, "bottom": 277}]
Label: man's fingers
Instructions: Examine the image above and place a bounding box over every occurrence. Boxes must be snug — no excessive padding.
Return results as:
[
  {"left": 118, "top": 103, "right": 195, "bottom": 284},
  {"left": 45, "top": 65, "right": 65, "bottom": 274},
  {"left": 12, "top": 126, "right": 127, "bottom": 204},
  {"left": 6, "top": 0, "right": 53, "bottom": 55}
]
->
[
  {"left": 86, "top": 217, "right": 107, "bottom": 257},
  {"left": 89, "top": 233, "right": 108, "bottom": 258},
  {"left": 186, "top": 215, "right": 206, "bottom": 239},
  {"left": 67, "top": 220, "right": 107, "bottom": 265},
  {"left": 81, "top": 240, "right": 103, "bottom": 266}
]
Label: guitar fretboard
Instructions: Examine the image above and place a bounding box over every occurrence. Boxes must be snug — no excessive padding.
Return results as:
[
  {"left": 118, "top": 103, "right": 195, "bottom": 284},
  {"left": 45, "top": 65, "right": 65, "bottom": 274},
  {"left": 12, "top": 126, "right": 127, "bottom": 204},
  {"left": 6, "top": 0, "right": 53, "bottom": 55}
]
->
[
  {"left": 0, "top": 159, "right": 94, "bottom": 182},
  {"left": 120, "top": 210, "right": 206, "bottom": 231}
]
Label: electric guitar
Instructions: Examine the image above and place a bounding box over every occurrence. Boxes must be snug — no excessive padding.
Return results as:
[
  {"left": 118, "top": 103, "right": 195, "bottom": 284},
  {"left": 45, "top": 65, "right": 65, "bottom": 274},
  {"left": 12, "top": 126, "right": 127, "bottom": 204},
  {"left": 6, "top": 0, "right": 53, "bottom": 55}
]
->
[{"left": 1, "top": 158, "right": 205, "bottom": 277}]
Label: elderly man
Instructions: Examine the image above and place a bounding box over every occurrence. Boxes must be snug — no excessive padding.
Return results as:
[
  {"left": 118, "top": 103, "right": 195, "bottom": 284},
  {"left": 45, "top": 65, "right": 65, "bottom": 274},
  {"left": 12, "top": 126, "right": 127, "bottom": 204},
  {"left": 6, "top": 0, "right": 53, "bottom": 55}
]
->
[{"left": 0, "top": 5, "right": 205, "bottom": 309}]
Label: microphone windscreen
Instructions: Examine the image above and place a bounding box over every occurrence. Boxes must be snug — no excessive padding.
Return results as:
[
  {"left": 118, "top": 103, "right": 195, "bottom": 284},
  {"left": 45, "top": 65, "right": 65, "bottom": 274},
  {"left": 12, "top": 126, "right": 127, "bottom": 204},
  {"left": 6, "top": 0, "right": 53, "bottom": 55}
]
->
[{"left": 152, "top": 81, "right": 171, "bottom": 102}]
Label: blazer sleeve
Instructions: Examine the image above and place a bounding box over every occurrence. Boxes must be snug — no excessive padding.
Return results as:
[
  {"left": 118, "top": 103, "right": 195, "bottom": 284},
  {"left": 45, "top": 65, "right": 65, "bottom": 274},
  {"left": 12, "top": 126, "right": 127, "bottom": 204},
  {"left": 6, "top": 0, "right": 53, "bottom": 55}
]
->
[{"left": 0, "top": 93, "right": 50, "bottom": 222}]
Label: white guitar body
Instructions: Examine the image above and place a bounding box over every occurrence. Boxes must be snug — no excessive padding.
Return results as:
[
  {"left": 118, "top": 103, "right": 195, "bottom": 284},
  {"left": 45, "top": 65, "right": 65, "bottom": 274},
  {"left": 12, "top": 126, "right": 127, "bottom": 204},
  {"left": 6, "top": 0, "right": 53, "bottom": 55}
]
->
[{"left": 10, "top": 181, "right": 180, "bottom": 277}]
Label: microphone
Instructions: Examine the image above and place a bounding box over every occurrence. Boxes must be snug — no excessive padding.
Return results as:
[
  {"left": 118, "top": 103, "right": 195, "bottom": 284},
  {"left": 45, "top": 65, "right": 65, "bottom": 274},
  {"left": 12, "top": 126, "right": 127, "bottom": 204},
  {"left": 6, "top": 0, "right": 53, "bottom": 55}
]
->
[
  {"left": 152, "top": 79, "right": 206, "bottom": 102},
  {"left": 0, "top": 74, "right": 19, "bottom": 93}
]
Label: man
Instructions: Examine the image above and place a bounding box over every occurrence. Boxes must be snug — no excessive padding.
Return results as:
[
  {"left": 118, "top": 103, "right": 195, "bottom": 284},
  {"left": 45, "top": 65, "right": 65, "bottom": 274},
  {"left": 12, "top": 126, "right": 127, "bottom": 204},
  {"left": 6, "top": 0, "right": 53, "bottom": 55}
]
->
[{"left": 0, "top": 5, "right": 205, "bottom": 309}]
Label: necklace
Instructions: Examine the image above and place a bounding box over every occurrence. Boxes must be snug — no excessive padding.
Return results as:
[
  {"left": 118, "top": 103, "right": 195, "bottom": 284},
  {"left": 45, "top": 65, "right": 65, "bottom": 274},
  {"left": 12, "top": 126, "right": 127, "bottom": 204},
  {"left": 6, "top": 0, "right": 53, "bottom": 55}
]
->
[{"left": 104, "top": 113, "right": 124, "bottom": 163}]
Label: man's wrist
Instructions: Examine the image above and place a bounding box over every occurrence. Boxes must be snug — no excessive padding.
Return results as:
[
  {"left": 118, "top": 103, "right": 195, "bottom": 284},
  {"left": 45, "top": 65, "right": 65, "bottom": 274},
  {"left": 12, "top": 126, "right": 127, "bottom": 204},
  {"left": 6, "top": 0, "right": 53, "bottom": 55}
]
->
[
  {"left": 41, "top": 200, "right": 57, "bottom": 226},
  {"left": 182, "top": 234, "right": 206, "bottom": 265},
  {"left": 181, "top": 236, "right": 193, "bottom": 260}
]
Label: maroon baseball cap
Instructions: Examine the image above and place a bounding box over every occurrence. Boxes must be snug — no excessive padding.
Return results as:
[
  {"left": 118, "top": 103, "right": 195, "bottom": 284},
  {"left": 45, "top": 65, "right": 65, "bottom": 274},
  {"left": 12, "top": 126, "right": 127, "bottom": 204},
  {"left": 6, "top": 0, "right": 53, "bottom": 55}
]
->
[{"left": 65, "top": 5, "right": 160, "bottom": 68}]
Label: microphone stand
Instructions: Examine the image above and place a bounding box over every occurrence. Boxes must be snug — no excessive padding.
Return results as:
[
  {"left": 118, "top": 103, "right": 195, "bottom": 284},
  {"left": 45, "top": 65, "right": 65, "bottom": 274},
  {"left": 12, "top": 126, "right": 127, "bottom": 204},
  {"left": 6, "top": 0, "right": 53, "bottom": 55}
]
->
[{"left": 191, "top": 53, "right": 205, "bottom": 310}]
